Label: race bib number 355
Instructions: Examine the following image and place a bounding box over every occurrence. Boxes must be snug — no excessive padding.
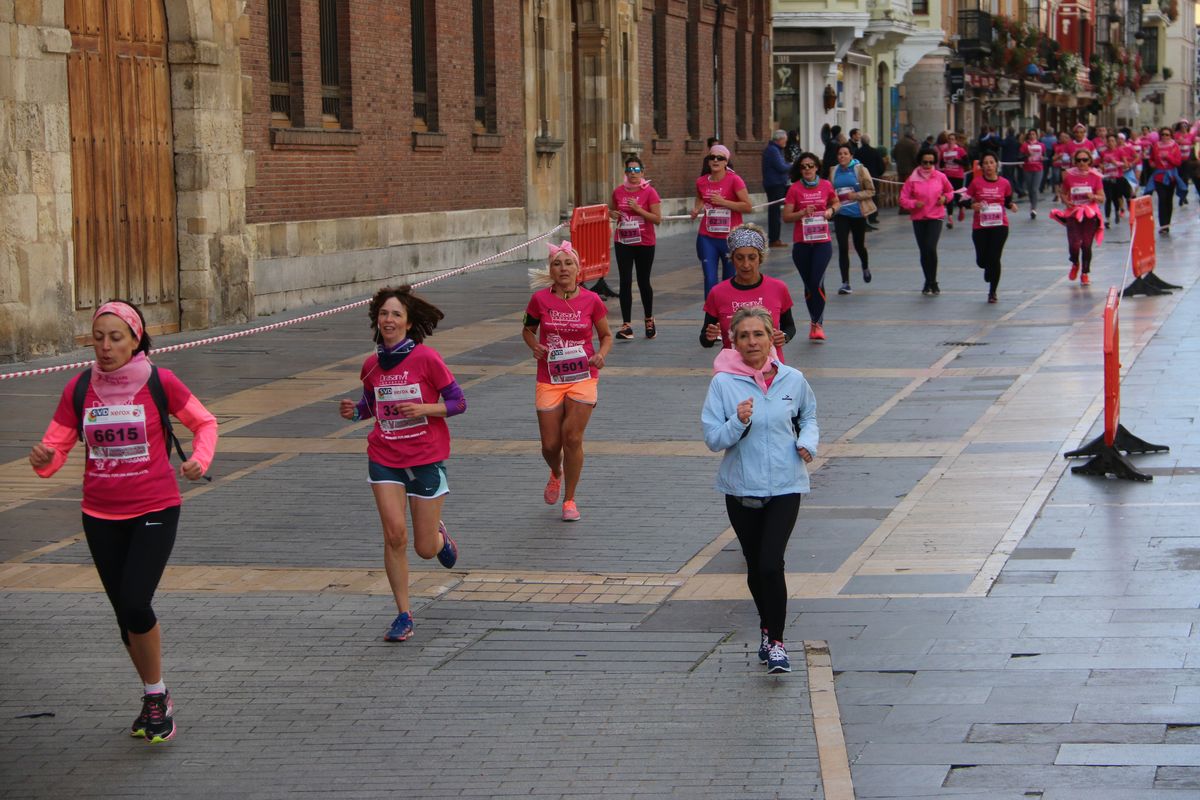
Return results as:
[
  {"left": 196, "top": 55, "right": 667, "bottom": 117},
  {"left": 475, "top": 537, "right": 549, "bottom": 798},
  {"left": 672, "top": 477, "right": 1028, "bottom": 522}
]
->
[
  {"left": 84, "top": 404, "right": 149, "bottom": 461},
  {"left": 375, "top": 384, "right": 427, "bottom": 434}
]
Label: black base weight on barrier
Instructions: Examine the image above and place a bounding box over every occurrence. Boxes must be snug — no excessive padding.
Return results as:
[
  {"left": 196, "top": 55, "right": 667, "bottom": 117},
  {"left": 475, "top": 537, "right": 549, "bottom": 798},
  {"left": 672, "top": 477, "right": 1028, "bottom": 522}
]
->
[
  {"left": 1123, "top": 271, "right": 1182, "bottom": 297},
  {"left": 1064, "top": 424, "right": 1170, "bottom": 482},
  {"left": 589, "top": 278, "right": 619, "bottom": 299}
]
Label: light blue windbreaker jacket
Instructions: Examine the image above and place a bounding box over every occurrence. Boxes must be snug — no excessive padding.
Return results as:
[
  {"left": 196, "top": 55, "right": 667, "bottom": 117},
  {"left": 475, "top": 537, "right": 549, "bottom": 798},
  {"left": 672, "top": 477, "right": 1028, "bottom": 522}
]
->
[{"left": 701, "top": 363, "right": 819, "bottom": 498}]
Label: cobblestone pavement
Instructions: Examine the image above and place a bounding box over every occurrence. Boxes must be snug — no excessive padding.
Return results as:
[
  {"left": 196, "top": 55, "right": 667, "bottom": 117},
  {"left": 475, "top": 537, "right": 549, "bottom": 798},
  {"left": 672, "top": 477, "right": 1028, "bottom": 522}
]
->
[{"left": 2, "top": 198, "right": 1200, "bottom": 799}]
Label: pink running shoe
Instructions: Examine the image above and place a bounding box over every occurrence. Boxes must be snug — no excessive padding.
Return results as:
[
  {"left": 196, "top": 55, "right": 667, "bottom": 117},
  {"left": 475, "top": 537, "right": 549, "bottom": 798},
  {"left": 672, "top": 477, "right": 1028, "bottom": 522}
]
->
[
  {"left": 561, "top": 500, "right": 581, "bottom": 522},
  {"left": 544, "top": 471, "right": 561, "bottom": 505}
]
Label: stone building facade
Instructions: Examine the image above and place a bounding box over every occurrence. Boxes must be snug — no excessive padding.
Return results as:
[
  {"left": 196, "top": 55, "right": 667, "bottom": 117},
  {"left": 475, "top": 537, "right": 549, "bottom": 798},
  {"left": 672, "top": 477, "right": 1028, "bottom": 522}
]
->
[{"left": 1, "top": 0, "right": 771, "bottom": 361}]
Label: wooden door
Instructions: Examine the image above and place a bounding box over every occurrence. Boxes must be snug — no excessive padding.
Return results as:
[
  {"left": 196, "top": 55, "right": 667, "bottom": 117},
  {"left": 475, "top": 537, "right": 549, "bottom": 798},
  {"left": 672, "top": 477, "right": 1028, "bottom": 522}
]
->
[{"left": 67, "top": 0, "right": 179, "bottom": 337}]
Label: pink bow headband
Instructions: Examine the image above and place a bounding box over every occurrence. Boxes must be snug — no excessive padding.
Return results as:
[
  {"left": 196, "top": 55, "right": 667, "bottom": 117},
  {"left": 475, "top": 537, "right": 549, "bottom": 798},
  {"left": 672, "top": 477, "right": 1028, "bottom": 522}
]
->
[
  {"left": 547, "top": 241, "right": 577, "bottom": 260},
  {"left": 93, "top": 301, "right": 143, "bottom": 341}
]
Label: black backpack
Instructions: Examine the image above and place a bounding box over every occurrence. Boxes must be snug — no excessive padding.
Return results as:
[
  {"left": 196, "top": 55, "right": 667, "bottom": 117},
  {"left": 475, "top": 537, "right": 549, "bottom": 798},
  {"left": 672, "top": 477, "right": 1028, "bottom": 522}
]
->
[{"left": 72, "top": 366, "right": 188, "bottom": 463}]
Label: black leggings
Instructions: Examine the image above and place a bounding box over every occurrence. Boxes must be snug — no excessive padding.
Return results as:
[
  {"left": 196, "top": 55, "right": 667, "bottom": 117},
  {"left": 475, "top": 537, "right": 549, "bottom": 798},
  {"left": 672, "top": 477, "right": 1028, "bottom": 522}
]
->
[
  {"left": 1155, "top": 181, "right": 1175, "bottom": 227},
  {"left": 912, "top": 219, "right": 943, "bottom": 286},
  {"left": 792, "top": 241, "right": 833, "bottom": 324},
  {"left": 725, "top": 493, "right": 802, "bottom": 642},
  {"left": 972, "top": 226, "right": 1009, "bottom": 295},
  {"left": 83, "top": 506, "right": 179, "bottom": 645},
  {"left": 833, "top": 215, "right": 869, "bottom": 283},
  {"left": 1103, "top": 179, "right": 1130, "bottom": 219},
  {"left": 614, "top": 242, "right": 655, "bottom": 323}
]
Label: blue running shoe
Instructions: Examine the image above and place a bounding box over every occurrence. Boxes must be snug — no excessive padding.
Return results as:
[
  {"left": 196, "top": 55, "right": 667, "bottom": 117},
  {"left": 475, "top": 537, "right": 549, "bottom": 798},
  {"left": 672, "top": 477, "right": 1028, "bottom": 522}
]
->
[
  {"left": 758, "top": 630, "right": 770, "bottom": 663},
  {"left": 384, "top": 611, "right": 413, "bottom": 642},
  {"left": 766, "top": 641, "right": 791, "bottom": 674},
  {"left": 436, "top": 521, "right": 457, "bottom": 569}
]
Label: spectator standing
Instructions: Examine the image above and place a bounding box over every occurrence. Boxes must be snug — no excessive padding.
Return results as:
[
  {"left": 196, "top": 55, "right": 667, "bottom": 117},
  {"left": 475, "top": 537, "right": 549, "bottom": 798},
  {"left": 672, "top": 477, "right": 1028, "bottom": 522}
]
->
[
  {"left": 762, "top": 130, "right": 792, "bottom": 248},
  {"left": 857, "top": 134, "right": 886, "bottom": 228},
  {"left": 1001, "top": 128, "right": 1023, "bottom": 196}
]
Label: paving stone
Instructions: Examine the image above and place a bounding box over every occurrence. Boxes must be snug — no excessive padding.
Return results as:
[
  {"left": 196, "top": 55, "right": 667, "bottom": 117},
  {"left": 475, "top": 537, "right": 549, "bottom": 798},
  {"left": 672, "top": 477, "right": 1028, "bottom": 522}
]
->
[
  {"left": 967, "top": 722, "right": 1166, "bottom": 745},
  {"left": 1055, "top": 744, "right": 1200, "bottom": 766}
]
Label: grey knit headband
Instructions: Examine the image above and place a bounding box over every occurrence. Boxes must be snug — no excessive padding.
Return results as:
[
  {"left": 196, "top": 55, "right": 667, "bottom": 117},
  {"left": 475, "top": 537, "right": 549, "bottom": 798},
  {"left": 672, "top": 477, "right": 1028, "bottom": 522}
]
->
[{"left": 726, "top": 227, "right": 766, "bottom": 254}]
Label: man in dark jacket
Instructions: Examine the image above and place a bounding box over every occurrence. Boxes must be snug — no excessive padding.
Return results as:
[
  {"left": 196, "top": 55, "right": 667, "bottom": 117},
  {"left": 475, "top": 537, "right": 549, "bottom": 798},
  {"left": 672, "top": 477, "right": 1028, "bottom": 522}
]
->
[
  {"left": 1000, "top": 127, "right": 1023, "bottom": 196},
  {"left": 892, "top": 130, "right": 920, "bottom": 215},
  {"left": 762, "top": 130, "right": 791, "bottom": 247},
  {"left": 857, "top": 134, "right": 886, "bottom": 228}
]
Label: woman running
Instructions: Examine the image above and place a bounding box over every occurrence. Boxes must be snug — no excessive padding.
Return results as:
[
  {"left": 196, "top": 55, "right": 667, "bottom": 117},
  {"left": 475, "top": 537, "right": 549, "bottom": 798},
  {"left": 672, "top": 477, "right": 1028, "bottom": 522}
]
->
[
  {"left": 700, "top": 223, "right": 798, "bottom": 349},
  {"left": 610, "top": 155, "right": 663, "bottom": 341},
  {"left": 524, "top": 241, "right": 613, "bottom": 522},
  {"left": 1019, "top": 129, "right": 1045, "bottom": 219},
  {"left": 828, "top": 143, "right": 876, "bottom": 295},
  {"left": 900, "top": 147, "right": 956, "bottom": 295},
  {"left": 783, "top": 153, "right": 840, "bottom": 340},
  {"left": 937, "top": 132, "right": 968, "bottom": 229},
  {"left": 1098, "top": 134, "right": 1132, "bottom": 228},
  {"left": 1147, "top": 126, "right": 1185, "bottom": 234},
  {"left": 29, "top": 300, "right": 218, "bottom": 744},
  {"left": 1051, "top": 149, "right": 1104, "bottom": 286},
  {"left": 691, "top": 144, "right": 753, "bottom": 298},
  {"left": 340, "top": 286, "right": 464, "bottom": 643},
  {"left": 965, "top": 152, "right": 1018, "bottom": 303},
  {"left": 701, "top": 306, "right": 819, "bottom": 674}
]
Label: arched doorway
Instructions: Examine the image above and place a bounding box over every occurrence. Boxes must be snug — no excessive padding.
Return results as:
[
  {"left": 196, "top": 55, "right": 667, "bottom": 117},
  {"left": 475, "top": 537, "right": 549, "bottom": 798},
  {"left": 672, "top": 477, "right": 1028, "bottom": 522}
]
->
[{"left": 67, "top": 0, "right": 179, "bottom": 337}]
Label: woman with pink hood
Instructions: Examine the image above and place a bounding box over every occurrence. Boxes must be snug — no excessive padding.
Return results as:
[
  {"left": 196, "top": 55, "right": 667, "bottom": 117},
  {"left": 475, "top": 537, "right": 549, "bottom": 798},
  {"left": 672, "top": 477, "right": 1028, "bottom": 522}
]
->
[{"left": 899, "top": 146, "right": 957, "bottom": 295}]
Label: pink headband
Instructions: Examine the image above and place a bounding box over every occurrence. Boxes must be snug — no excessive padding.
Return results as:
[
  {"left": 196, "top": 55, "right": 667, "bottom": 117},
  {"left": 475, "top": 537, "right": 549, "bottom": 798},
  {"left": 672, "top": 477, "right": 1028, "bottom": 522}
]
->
[
  {"left": 547, "top": 241, "right": 577, "bottom": 260},
  {"left": 708, "top": 144, "right": 731, "bottom": 160},
  {"left": 93, "top": 301, "right": 143, "bottom": 341}
]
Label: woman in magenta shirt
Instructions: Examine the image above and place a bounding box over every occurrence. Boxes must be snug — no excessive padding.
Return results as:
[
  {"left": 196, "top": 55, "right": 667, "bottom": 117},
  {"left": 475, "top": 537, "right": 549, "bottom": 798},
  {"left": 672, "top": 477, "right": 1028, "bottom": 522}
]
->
[
  {"left": 1051, "top": 150, "right": 1105, "bottom": 285},
  {"left": 609, "top": 155, "right": 663, "bottom": 341},
  {"left": 965, "top": 153, "right": 1018, "bottom": 303},
  {"left": 782, "top": 152, "right": 840, "bottom": 340},
  {"left": 937, "top": 132, "right": 968, "bottom": 228},
  {"left": 900, "top": 147, "right": 956, "bottom": 295},
  {"left": 1099, "top": 133, "right": 1132, "bottom": 227},
  {"left": 700, "top": 223, "right": 797, "bottom": 353},
  {"left": 691, "top": 144, "right": 753, "bottom": 298},
  {"left": 1148, "top": 127, "right": 1185, "bottom": 233},
  {"left": 1018, "top": 130, "right": 1044, "bottom": 219},
  {"left": 340, "top": 286, "right": 466, "bottom": 644},
  {"left": 29, "top": 300, "right": 218, "bottom": 744}
]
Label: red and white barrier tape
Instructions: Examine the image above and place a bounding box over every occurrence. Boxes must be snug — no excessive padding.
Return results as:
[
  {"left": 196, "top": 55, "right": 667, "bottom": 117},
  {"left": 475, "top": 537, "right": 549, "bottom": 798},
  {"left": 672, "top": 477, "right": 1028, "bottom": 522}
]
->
[
  {"left": 0, "top": 223, "right": 567, "bottom": 381},
  {"left": 662, "top": 196, "right": 786, "bottom": 222}
]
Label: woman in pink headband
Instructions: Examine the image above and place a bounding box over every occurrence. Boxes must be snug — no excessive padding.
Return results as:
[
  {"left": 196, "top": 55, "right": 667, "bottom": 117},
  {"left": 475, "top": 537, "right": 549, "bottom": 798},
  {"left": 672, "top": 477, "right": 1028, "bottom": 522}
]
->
[
  {"left": 28, "top": 299, "right": 218, "bottom": 744},
  {"left": 692, "top": 144, "right": 753, "bottom": 298},
  {"left": 522, "top": 241, "right": 613, "bottom": 521}
]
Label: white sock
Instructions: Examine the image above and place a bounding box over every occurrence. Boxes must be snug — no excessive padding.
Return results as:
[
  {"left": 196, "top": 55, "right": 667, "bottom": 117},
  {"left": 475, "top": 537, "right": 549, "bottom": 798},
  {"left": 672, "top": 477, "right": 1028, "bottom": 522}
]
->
[{"left": 144, "top": 680, "right": 166, "bottom": 696}]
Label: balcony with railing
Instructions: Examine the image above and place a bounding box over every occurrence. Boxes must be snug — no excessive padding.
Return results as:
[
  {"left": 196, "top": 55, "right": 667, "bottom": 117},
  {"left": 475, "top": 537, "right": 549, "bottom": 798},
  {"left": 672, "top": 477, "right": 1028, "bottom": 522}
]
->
[{"left": 956, "top": 8, "right": 993, "bottom": 59}]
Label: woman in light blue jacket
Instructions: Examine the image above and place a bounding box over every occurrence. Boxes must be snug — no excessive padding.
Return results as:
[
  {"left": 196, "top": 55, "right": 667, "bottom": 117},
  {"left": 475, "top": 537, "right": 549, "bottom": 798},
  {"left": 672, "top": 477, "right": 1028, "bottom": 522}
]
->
[{"left": 701, "top": 306, "right": 818, "bottom": 674}]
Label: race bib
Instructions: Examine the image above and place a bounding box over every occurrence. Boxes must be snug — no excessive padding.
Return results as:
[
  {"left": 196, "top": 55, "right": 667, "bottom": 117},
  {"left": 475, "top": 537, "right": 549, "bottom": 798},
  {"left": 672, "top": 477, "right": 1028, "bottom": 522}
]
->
[
  {"left": 801, "top": 216, "right": 830, "bottom": 243},
  {"left": 83, "top": 404, "right": 149, "bottom": 461},
  {"left": 706, "top": 207, "right": 731, "bottom": 233},
  {"left": 836, "top": 187, "right": 857, "bottom": 201},
  {"left": 375, "top": 383, "right": 427, "bottom": 434},
  {"left": 1102, "top": 160, "right": 1120, "bottom": 179},
  {"left": 1027, "top": 144, "right": 1042, "bottom": 160},
  {"left": 1070, "top": 185, "right": 1092, "bottom": 206},
  {"left": 548, "top": 345, "right": 590, "bottom": 384},
  {"left": 617, "top": 217, "right": 642, "bottom": 245},
  {"left": 979, "top": 203, "right": 1004, "bottom": 227}
]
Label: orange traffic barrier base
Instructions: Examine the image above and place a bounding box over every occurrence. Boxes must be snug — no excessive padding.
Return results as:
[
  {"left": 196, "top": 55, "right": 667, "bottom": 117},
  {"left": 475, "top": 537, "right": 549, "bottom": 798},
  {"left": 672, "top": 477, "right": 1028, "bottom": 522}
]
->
[
  {"left": 570, "top": 205, "right": 618, "bottom": 299},
  {"left": 1123, "top": 194, "right": 1182, "bottom": 297},
  {"left": 1064, "top": 286, "right": 1168, "bottom": 481}
]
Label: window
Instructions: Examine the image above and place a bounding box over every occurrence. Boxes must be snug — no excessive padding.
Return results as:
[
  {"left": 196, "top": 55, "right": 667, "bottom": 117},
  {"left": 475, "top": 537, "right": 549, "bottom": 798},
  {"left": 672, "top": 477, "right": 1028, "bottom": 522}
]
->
[
  {"left": 686, "top": 1, "right": 699, "bottom": 138},
  {"left": 912, "top": 0, "right": 929, "bottom": 14},
  {"left": 472, "top": 0, "right": 496, "bottom": 132},
  {"left": 1140, "top": 25, "right": 1159, "bottom": 75},
  {"left": 411, "top": 0, "right": 438, "bottom": 129},
  {"left": 536, "top": 14, "right": 549, "bottom": 137},
  {"left": 318, "top": 0, "right": 351, "bottom": 128},
  {"left": 735, "top": 5, "right": 747, "bottom": 139},
  {"left": 652, "top": 4, "right": 667, "bottom": 137},
  {"left": 267, "top": 0, "right": 296, "bottom": 124},
  {"left": 621, "top": 31, "right": 633, "bottom": 140}
]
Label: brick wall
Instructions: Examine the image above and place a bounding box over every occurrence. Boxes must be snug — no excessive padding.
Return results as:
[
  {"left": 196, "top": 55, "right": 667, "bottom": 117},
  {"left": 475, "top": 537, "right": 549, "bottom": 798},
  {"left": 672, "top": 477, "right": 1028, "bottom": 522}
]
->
[{"left": 243, "top": 0, "right": 526, "bottom": 225}]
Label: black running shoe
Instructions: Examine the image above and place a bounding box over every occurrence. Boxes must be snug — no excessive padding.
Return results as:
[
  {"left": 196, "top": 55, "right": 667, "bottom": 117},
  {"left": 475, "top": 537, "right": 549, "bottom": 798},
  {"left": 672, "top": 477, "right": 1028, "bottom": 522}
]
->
[{"left": 138, "top": 692, "right": 175, "bottom": 743}]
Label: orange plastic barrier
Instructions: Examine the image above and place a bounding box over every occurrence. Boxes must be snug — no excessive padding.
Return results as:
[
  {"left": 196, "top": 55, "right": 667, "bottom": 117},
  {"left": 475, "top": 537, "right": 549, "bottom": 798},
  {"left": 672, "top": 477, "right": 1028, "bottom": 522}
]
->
[
  {"left": 1065, "top": 285, "right": 1169, "bottom": 480},
  {"left": 1128, "top": 195, "right": 1156, "bottom": 278},
  {"left": 569, "top": 205, "right": 612, "bottom": 284}
]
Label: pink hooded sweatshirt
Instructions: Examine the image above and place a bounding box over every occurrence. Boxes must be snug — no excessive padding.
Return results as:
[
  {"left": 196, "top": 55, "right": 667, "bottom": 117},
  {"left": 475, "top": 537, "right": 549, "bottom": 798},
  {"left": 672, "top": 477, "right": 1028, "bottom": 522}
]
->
[{"left": 900, "top": 168, "right": 956, "bottom": 221}]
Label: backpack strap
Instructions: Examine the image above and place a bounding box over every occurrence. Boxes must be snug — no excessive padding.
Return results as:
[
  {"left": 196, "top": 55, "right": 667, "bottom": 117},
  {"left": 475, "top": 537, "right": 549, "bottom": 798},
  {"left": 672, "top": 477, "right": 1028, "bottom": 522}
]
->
[{"left": 72, "top": 369, "right": 92, "bottom": 444}]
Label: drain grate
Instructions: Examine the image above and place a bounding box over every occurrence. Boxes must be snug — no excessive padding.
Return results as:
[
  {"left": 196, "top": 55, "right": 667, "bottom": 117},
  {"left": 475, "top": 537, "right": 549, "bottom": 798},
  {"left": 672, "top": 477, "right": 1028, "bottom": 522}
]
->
[
  {"left": 943, "top": 341, "right": 989, "bottom": 347},
  {"left": 437, "top": 629, "right": 728, "bottom": 673}
]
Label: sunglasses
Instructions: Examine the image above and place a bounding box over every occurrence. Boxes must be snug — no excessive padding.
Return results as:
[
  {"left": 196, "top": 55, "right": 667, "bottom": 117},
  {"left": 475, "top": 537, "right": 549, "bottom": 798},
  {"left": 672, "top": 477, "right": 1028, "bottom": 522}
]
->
[
  {"left": 707, "top": 155, "right": 727, "bottom": 162},
  {"left": 920, "top": 160, "right": 936, "bottom": 165},
  {"left": 800, "top": 163, "right": 818, "bottom": 169},
  {"left": 625, "top": 166, "right": 643, "bottom": 173},
  {"left": 1075, "top": 158, "right": 1091, "bottom": 163}
]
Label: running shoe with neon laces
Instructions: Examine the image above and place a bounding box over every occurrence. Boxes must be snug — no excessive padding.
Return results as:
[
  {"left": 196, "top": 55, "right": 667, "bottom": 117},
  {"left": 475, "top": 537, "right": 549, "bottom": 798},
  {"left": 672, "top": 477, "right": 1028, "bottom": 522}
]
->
[
  {"left": 140, "top": 693, "right": 175, "bottom": 743},
  {"left": 544, "top": 470, "right": 561, "bottom": 505},
  {"left": 758, "top": 630, "right": 771, "bottom": 663},
  {"left": 131, "top": 690, "right": 173, "bottom": 739},
  {"left": 1080, "top": 273, "right": 1090, "bottom": 286},
  {"left": 384, "top": 611, "right": 414, "bottom": 642},
  {"left": 1068, "top": 263, "right": 1080, "bottom": 281},
  {"left": 809, "top": 322, "right": 825, "bottom": 341},
  {"left": 562, "top": 500, "right": 581, "bottom": 522},
  {"left": 436, "top": 521, "right": 458, "bottom": 568},
  {"left": 766, "top": 642, "right": 792, "bottom": 674}
]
